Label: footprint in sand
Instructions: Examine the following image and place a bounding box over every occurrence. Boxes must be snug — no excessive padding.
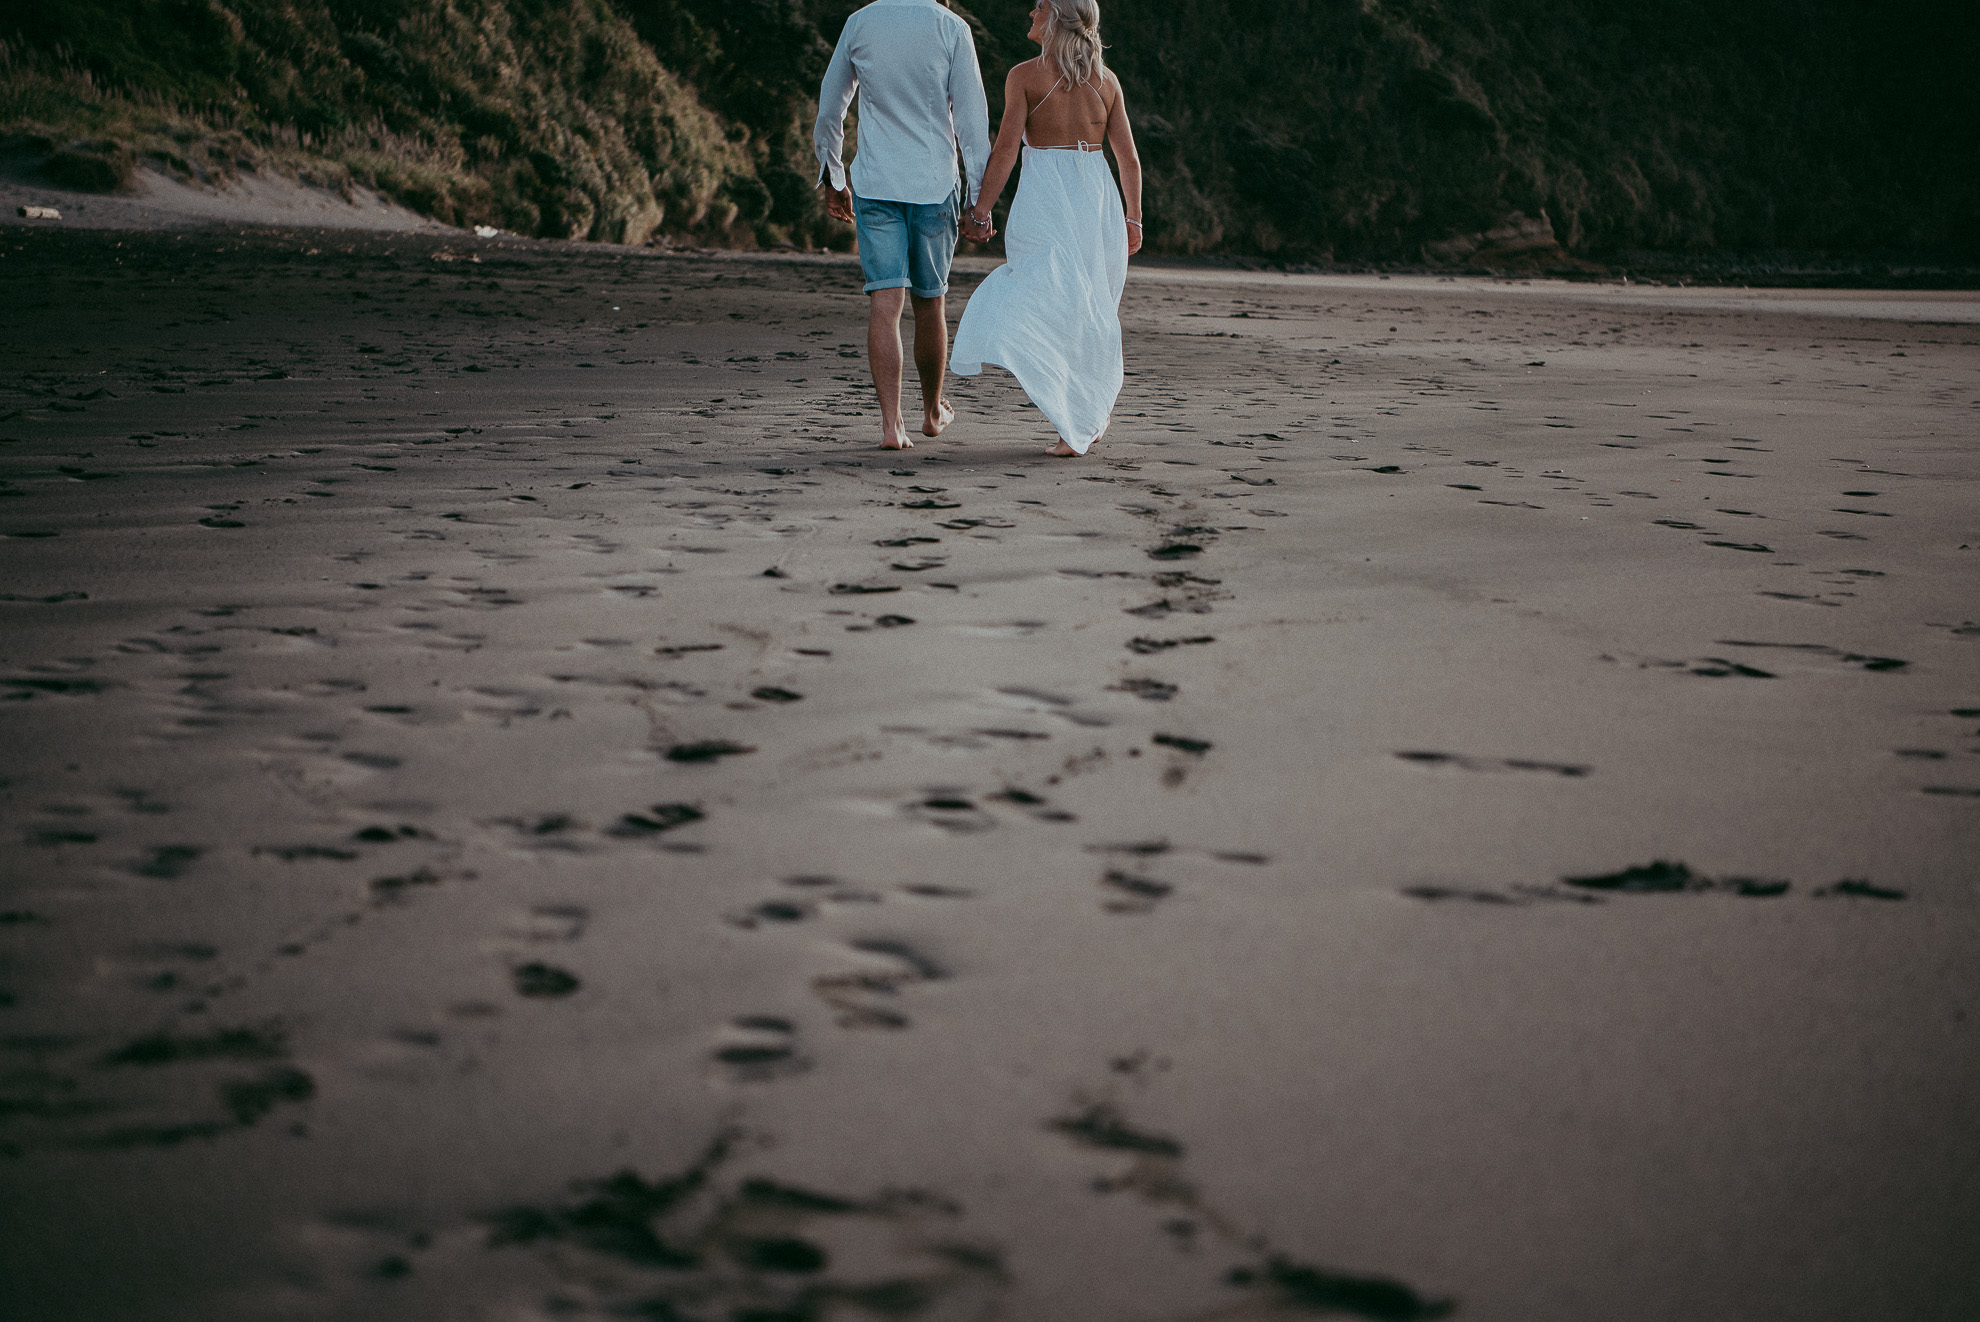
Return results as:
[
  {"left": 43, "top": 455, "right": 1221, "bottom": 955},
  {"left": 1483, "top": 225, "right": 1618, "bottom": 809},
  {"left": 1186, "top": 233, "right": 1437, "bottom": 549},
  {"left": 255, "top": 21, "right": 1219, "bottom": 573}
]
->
[
  {"left": 811, "top": 938, "right": 948, "bottom": 1030},
  {"left": 2, "top": 673, "right": 116, "bottom": 701},
  {"left": 665, "top": 739, "right": 756, "bottom": 764},
  {"left": 511, "top": 962, "right": 580, "bottom": 998},
  {"left": 2, "top": 1021, "right": 316, "bottom": 1154},
  {"left": 1712, "top": 640, "right": 1908, "bottom": 673},
  {"left": 899, "top": 883, "right": 975, "bottom": 900},
  {"left": 1081, "top": 841, "right": 1271, "bottom": 913},
  {"left": 1128, "top": 634, "right": 1215, "bottom": 656},
  {"left": 1813, "top": 879, "right": 1908, "bottom": 900},
  {"left": 1603, "top": 653, "right": 1776, "bottom": 679},
  {"left": 484, "top": 1131, "right": 1003, "bottom": 1316},
  {"left": 1126, "top": 594, "right": 1218, "bottom": 619},
  {"left": 1100, "top": 869, "right": 1175, "bottom": 915},
  {"left": 607, "top": 802, "right": 706, "bottom": 838},
  {"left": 710, "top": 1015, "right": 810, "bottom": 1082},
  {"left": 993, "top": 684, "right": 1111, "bottom": 727},
  {"left": 908, "top": 792, "right": 999, "bottom": 835},
  {"left": 1403, "top": 860, "right": 1902, "bottom": 905},
  {"left": 1393, "top": 751, "right": 1590, "bottom": 777},
  {"left": 1400, "top": 884, "right": 1579, "bottom": 906},
  {"left": 726, "top": 896, "right": 817, "bottom": 930},
  {"left": 493, "top": 813, "right": 594, "bottom": 852},
  {"left": 1049, "top": 1083, "right": 1454, "bottom": 1321},
  {"left": 987, "top": 786, "right": 1078, "bottom": 823}
]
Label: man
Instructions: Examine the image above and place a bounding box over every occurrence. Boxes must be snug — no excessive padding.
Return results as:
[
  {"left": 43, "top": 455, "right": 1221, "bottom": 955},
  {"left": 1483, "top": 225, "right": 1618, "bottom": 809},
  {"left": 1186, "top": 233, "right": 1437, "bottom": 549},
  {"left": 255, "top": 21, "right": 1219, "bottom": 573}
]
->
[{"left": 815, "top": 0, "right": 995, "bottom": 450}]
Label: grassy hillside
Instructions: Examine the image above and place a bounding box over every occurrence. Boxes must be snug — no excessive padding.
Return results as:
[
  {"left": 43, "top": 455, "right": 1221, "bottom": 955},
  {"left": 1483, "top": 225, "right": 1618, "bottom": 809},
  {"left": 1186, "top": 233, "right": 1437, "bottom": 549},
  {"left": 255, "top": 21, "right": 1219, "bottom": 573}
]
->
[
  {"left": 1102, "top": 0, "right": 1980, "bottom": 261},
  {"left": 4, "top": 0, "right": 1975, "bottom": 261},
  {"left": 0, "top": 0, "right": 835, "bottom": 246}
]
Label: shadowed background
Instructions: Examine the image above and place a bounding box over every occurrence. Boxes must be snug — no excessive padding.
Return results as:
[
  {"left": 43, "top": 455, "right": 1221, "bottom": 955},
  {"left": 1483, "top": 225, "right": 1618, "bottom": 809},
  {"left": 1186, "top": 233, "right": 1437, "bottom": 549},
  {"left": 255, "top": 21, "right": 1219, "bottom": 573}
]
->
[{"left": 3, "top": 0, "right": 1976, "bottom": 263}]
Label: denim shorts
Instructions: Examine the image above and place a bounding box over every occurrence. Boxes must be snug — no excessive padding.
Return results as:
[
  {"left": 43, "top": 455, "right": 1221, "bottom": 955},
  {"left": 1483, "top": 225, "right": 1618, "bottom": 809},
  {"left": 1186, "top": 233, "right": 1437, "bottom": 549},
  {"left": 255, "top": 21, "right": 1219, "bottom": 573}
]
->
[{"left": 854, "top": 189, "right": 959, "bottom": 298}]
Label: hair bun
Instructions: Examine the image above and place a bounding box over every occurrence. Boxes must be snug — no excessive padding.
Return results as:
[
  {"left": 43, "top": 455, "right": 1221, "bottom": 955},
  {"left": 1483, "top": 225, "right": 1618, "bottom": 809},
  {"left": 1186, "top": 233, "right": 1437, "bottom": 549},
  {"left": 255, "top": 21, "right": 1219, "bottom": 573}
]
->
[{"left": 1044, "top": 0, "right": 1106, "bottom": 84}]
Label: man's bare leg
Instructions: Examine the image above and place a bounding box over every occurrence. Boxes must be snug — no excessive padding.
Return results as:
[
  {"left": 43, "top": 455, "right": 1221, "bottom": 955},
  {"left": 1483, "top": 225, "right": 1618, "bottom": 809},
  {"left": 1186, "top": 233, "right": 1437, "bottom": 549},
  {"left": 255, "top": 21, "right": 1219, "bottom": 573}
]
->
[
  {"left": 867, "top": 288, "right": 913, "bottom": 449},
  {"left": 910, "top": 292, "right": 954, "bottom": 437}
]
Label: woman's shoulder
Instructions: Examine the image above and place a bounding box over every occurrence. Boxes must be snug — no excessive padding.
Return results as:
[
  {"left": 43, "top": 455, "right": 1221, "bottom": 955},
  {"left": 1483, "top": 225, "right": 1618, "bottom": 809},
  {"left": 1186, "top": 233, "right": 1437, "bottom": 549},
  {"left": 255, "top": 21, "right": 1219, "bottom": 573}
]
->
[
  {"left": 1081, "top": 66, "right": 1122, "bottom": 112},
  {"left": 1006, "top": 56, "right": 1050, "bottom": 83}
]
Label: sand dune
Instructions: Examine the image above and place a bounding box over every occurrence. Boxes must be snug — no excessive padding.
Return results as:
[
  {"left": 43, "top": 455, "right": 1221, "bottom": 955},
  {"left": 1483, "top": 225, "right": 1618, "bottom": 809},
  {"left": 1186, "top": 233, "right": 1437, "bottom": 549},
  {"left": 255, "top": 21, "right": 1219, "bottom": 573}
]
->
[
  {"left": 1, "top": 226, "right": 1976, "bottom": 1322},
  {"left": 3, "top": 162, "right": 446, "bottom": 233}
]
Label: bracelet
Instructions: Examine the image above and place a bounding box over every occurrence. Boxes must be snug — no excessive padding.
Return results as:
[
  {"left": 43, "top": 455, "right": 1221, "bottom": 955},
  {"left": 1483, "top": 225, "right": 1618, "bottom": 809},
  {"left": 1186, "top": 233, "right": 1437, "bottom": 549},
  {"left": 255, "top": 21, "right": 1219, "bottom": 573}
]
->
[{"left": 1125, "top": 219, "right": 1143, "bottom": 228}]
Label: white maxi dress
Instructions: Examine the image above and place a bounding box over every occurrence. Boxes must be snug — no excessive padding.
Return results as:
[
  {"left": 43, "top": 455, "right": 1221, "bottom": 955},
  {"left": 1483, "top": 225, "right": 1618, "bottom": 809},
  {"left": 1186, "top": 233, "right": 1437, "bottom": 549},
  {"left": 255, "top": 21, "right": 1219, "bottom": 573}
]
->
[{"left": 951, "top": 134, "right": 1128, "bottom": 454}]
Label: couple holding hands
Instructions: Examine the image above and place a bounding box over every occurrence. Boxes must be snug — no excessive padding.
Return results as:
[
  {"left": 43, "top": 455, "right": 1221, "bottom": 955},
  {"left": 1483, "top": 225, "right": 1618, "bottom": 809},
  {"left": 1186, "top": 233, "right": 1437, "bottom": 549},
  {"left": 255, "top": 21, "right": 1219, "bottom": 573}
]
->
[{"left": 814, "top": 0, "right": 1142, "bottom": 456}]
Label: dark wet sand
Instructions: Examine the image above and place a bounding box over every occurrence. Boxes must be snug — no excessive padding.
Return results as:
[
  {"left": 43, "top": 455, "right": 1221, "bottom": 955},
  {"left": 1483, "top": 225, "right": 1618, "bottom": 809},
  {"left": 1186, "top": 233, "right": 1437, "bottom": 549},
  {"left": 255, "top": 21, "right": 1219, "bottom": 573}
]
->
[{"left": 2, "top": 224, "right": 1977, "bottom": 1322}]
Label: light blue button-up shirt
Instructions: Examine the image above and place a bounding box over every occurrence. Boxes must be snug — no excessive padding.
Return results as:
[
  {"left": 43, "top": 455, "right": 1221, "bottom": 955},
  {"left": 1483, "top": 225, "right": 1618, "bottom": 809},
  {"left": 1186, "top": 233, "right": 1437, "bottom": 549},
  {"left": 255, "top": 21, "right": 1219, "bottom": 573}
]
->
[{"left": 814, "top": 0, "right": 992, "bottom": 207}]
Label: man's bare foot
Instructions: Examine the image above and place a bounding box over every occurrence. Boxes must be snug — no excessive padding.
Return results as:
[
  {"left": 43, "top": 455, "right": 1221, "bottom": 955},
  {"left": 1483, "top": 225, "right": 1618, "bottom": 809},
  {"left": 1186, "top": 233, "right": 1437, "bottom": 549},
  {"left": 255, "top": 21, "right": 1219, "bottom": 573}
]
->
[
  {"left": 922, "top": 400, "right": 955, "bottom": 438},
  {"left": 881, "top": 431, "right": 916, "bottom": 450},
  {"left": 1045, "top": 440, "right": 1080, "bottom": 456}
]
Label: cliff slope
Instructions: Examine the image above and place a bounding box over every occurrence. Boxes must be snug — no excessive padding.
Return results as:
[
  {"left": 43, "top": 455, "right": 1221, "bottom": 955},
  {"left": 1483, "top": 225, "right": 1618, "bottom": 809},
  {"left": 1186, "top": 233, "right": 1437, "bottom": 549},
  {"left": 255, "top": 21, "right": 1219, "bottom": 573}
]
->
[{"left": 4, "top": 0, "right": 1974, "bottom": 260}]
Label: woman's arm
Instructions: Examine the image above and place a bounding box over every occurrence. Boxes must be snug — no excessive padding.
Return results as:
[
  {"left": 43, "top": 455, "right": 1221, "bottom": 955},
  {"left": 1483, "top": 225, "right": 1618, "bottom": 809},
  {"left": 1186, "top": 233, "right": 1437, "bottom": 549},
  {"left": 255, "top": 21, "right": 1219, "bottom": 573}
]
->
[
  {"left": 1106, "top": 73, "right": 1143, "bottom": 256},
  {"left": 968, "top": 64, "right": 1033, "bottom": 232}
]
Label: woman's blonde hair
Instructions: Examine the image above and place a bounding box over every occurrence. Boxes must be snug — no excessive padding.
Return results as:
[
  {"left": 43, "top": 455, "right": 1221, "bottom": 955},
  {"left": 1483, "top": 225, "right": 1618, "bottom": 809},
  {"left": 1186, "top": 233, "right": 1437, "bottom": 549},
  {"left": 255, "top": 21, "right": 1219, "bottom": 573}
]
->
[{"left": 1042, "top": 0, "right": 1105, "bottom": 89}]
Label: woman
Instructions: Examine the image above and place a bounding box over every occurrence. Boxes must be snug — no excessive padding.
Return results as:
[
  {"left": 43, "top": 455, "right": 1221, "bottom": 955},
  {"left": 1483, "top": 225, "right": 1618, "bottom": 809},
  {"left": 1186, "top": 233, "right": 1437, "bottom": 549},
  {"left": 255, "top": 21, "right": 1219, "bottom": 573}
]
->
[{"left": 950, "top": 0, "right": 1143, "bottom": 457}]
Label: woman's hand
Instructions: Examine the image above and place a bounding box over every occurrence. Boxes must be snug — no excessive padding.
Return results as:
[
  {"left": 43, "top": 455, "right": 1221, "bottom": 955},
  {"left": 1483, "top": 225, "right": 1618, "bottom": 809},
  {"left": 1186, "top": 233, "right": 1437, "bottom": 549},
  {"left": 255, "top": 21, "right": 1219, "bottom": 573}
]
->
[
  {"left": 964, "top": 210, "right": 997, "bottom": 242},
  {"left": 1125, "top": 219, "right": 1144, "bottom": 256}
]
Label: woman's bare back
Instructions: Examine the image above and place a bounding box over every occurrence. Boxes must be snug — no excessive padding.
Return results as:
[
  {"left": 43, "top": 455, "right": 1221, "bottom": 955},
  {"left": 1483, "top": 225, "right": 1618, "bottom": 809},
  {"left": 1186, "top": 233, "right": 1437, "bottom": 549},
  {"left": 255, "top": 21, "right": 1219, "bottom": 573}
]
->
[{"left": 1017, "top": 57, "right": 1116, "bottom": 148}]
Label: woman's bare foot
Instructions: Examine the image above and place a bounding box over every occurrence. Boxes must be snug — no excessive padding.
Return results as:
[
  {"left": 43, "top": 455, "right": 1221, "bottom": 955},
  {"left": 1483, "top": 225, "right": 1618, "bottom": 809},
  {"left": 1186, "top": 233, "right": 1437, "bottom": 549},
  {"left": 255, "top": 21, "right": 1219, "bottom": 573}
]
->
[
  {"left": 1045, "top": 440, "right": 1080, "bottom": 456},
  {"left": 922, "top": 400, "right": 955, "bottom": 438},
  {"left": 880, "top": 425, "right": 915, "bottom": 450}
]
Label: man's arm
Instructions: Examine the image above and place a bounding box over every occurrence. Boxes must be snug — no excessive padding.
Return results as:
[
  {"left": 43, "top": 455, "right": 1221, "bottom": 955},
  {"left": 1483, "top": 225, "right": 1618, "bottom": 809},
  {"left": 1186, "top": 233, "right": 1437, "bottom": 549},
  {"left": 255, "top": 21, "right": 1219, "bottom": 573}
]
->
[
  {"left": 814, "top": 24, "right": 858, "bottom": 195},
  {"left": 947, "top": 21, "right": 991, "bottom": 209}
]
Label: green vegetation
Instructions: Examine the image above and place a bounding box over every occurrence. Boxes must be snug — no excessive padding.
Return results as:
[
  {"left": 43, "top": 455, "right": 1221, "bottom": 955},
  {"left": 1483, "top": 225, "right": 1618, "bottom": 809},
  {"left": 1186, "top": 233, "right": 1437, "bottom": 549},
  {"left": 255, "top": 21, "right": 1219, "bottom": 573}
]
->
[
  {"left": 4, "top": 1, "right": 1974, "bottom": 261},
  {"left": 949, "top": 0, "right": 1979, "bottom": 261},
  {"left": 0, "top": 0, "right": 820, "bottom": 245}
]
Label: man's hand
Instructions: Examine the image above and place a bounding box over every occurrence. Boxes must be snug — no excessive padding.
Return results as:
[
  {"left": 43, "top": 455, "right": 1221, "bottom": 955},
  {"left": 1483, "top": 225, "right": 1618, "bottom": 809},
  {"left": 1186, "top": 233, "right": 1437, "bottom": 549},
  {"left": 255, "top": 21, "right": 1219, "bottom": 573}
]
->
[
  {"left": 823, "top": 185, "right": 854, "bottom": 224},
  {"left": 962, "top": 209, "right": 996, "bottom": 243}
]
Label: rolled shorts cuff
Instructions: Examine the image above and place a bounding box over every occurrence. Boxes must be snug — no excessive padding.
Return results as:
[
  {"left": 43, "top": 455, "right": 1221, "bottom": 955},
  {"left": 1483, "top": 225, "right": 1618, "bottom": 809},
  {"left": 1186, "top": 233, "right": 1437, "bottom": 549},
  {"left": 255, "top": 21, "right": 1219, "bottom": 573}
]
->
[
  {"left": 863, "top": 279, "right": 951, "bottom": 299},
  {"left": 854, "top": 190, "right": 958, "bottom": 302}
]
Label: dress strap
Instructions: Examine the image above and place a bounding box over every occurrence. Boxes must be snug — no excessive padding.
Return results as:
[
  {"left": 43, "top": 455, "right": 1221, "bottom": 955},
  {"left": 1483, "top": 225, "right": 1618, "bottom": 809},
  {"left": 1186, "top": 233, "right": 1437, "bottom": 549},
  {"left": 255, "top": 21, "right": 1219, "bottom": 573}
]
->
[
  {"left": 1023, "top": 75, "right": 1101, "bottom": 151},
  {"left": 1022, "top": 77, "right": 1060, "bottom": 147}
]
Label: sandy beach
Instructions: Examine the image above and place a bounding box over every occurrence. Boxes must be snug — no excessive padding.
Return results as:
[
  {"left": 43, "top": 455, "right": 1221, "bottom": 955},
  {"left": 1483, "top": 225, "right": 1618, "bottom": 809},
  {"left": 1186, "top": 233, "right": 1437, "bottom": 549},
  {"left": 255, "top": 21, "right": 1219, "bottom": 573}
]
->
[{"left": 1, "top": 220, "right": 1976, "bottom": 1322}]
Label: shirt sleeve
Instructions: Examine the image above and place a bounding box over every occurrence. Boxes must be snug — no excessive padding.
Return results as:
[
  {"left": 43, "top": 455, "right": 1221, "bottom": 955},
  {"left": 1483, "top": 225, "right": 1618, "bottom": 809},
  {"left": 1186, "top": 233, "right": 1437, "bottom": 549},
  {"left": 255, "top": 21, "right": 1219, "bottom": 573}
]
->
[
  {"left": 948, "top": 21, "right": 992, "bottom": 208},
  {"left": 814, "top": 23, "right": 858, "bottom": 192}
]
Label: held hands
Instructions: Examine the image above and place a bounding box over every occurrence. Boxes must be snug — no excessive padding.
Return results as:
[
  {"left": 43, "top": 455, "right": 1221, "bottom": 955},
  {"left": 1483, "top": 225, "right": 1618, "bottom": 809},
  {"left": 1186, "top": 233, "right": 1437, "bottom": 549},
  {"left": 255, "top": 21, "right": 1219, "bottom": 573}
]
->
[
  {"left": 826, "top": 185, "right": 1123, "bottom": 249},
  {"left": 1125, "top": 218, "right": 1144, "bottom": 256}
]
